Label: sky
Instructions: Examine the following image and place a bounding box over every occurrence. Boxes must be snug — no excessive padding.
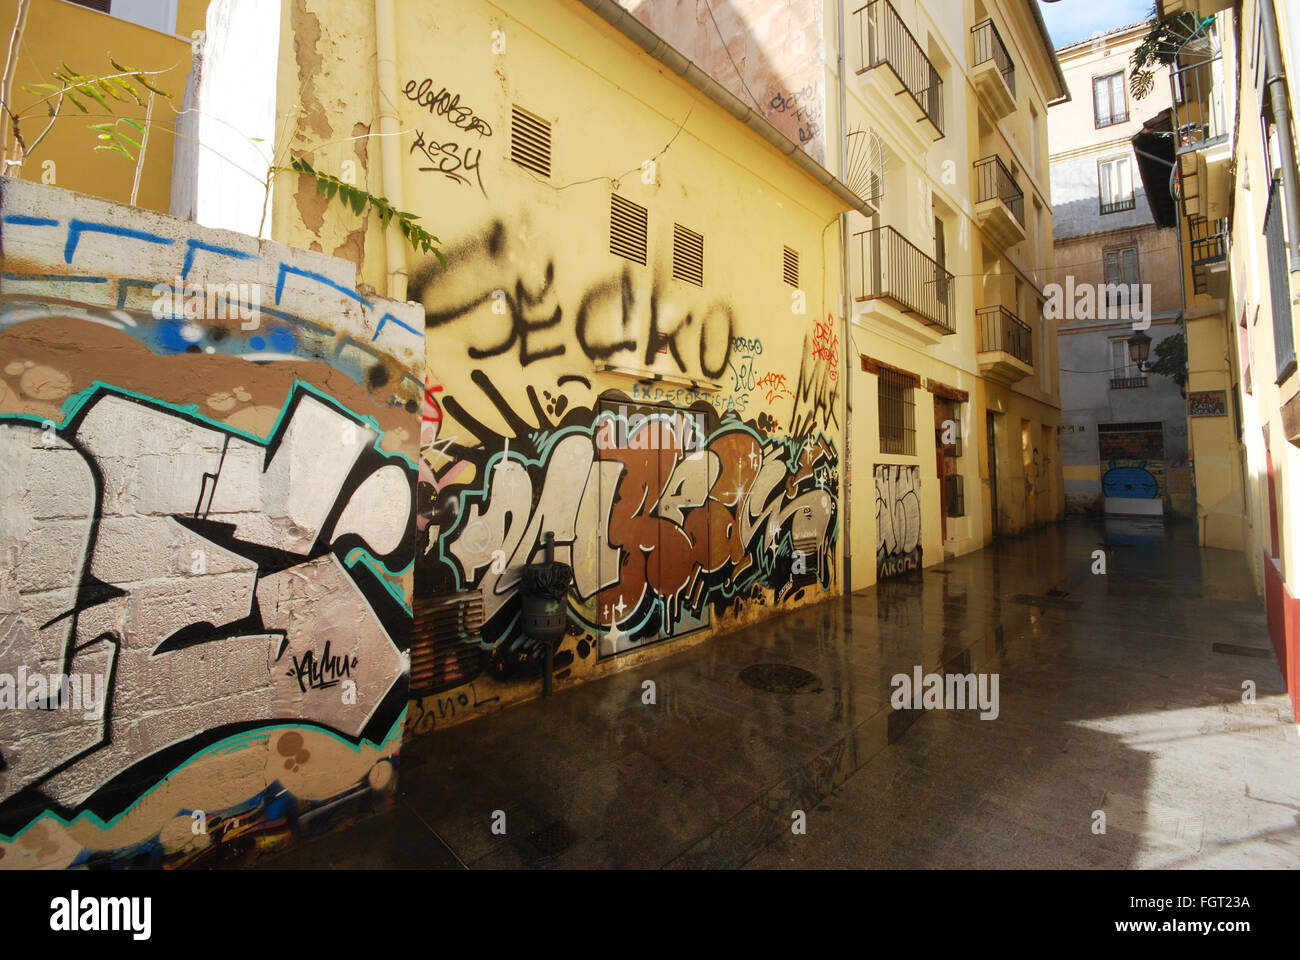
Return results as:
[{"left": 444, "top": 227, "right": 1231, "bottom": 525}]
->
[{"left": 1038, "top": 0, "right": 1155, "bottom": 49}]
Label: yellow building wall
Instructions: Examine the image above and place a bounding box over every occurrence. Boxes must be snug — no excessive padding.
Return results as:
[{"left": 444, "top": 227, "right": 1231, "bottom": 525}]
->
[
  {"left": 267, "top": 0, "right": 847, "bottom": 733},
  {"left": 0, "top": 0, "right": 199, "bottom": 214}
]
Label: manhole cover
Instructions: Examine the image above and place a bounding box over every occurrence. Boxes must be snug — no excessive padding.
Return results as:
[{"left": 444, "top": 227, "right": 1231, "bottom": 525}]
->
[{"left": 739, "top": 663, "right": 821, "bottom": 694}]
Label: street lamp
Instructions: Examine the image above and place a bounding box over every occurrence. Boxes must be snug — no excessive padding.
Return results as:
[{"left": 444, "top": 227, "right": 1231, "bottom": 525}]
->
[{"left": 1127, "top": 329, "right": 1152, "bottom": 372}]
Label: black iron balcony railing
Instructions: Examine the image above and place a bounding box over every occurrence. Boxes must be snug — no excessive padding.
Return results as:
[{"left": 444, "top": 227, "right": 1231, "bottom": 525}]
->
[
  {"left": 1110, "top": 376, "right": 1148, "bottom": 389},
  {"left": 974, "top": 155, "right": 1023, "bottom": 225},
  {"left": 970, "top": 19, "right": 1015, "bottom": 97},
  {"left": 854, "top": 226, "right": 955, "bottom": 332},
  {"left": 1189, "top": 216, "right": 1228, "bottom": 266},
  {"left": 853, "top": 0, "right": 944, "bottom": 136},
  {"left": 1171, "top": 53, "right": 1228, "bottom": 154},
  {"left": 977, "top": 305, "right": 1032, "bottom": 365},
  {"left": 1100, "top": 197, "right": 1136, "bottom": 215}
]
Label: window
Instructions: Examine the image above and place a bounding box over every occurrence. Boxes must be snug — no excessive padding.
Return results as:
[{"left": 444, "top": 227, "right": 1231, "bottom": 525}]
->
[
  {"left": 1099, "top": 156, "right": 1135, "bottom": 214},
  {"left": 1103, "top": 246, "right": 1141, "bottom": 308},
  {"left": 68, "top": 1, "right": 179, "bottom": 34},
  {"left": 1265, "top": 179, "right": 1297, "bottom": 382},
  {"left": 1109, "top": 339, "right": 1146, "bottom": 387},
  {"left": 1094, "top": 71, "right": 1127, "bottom": 127},
  {"left": 878, "top": 367, "right": 916, "bottom": 456},
  {"left": 1110, "top": 339, "right": 1133, "bottom": 377}
]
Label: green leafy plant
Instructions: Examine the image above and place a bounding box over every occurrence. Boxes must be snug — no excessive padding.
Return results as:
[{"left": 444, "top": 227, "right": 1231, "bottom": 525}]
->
[
  {"left": 10, "top": 58, "right": 171, "bottom": 164},
  {"left": 1147, "top": 330, "right": 1188, "bottom": 395},
  {"left": 285, "top": 156, "right": 446, "bottom": 267},
  {"left": 1130, "top": 5, "right": 1212, "bottom": 101}
]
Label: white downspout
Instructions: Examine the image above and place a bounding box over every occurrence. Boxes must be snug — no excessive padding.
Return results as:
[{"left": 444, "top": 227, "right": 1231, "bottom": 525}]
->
[{"left": 375, "top": 0, "right": 408, "bottom": 301}]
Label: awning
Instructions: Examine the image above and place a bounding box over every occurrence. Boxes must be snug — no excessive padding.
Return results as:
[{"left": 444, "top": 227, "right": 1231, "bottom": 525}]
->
[{"left": 1132, "top": 107, "right": 1178, "bottom": 228}]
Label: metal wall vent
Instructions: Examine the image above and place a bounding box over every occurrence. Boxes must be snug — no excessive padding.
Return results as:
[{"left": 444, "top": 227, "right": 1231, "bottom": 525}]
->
[
  {"left": 409, "top": 591, "right": 484, "bottom": 696},
  {"left": 510, "top": 105, "right": 551, "bottom": 178},
  {"left": 783, "top": 246, "right": 799, "bottom": 287},
  {"left": 673, "top": 223, "right": 704, "bottom": 286},
  {"left": 791, "top": 533, "right": 818, "bottom": 587},
  {"left": 610, "top": 194, "right": 648, "bottom": 264}
]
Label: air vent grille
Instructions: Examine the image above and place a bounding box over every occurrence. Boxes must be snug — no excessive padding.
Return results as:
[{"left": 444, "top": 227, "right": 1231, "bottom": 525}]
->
[
  {"left": 510, "top": 105, "right": 551, "bottom": 178},
  {"left": 673, "top": 223, "right": 704, "bottom": 286},
  {"left": 409, "top": 592, "right": 484, "bottom": 697},
  {"left": 610, "top": 194, "right": 648, "bottom": 264},
  {"left": 783, "top": 246, "right": 799, "bottom": 287}
]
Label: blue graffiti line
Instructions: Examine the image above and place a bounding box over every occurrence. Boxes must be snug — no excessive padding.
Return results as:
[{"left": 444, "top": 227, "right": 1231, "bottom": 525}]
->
[
  {"left": 3, "top": 214, "right": 59, "bottom": 227},
  {"left": 372, "top": 311, "right": 421, "bottom": 340},
  {"left": 182, "top": 238, "right": 257, "bottom": 279},
  {"left": 275, "top": 264, "right": 372, "bottom": 309},
  {"left": 64, "top": 219, "right": 173, "bottom": 264}
]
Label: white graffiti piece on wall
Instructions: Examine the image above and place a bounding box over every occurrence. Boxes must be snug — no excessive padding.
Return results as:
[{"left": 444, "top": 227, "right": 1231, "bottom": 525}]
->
[
  {"left": 876, "top": 464, "right": 922, "bottom": 578},
  {"left": 0, "top": 386, "right": 410, "bottom": 813}
]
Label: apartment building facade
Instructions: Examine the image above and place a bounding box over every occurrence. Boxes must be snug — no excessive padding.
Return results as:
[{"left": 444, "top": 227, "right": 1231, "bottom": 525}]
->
[
  {"left": 1049, "top": 23, "right": 1194, "bottom": 519},
  {"left": 631, "top": 0, "right": 1069, "bottom": 591},
  {"left": 1131, "top": 0, "right": 1300, "bottom": 707}
]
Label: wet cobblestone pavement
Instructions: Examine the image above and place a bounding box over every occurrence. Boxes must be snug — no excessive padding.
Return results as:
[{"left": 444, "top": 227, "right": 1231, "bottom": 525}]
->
[{"left": 264, "top": 517, "right": 1300, "bottom": 869}]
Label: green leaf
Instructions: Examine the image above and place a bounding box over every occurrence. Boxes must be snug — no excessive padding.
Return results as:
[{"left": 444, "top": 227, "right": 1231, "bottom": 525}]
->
[
  {"left": 65, "top": 91, "right": 88, "bottom": 112},
  {"left": 120, "top": 118, "right": 145, "bottom": 133}
]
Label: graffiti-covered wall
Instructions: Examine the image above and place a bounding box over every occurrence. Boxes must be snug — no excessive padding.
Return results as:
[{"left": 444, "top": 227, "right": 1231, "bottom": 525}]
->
[
  {"left": 0, "top": 178, "right": 422, "bottom": 868},
  {"left": 259, "top": 0, "right": 848, "bottom": 733}
]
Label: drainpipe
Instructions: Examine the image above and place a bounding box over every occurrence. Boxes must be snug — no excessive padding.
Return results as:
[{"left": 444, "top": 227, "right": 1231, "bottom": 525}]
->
[
  {"left": 1169, "top": 157, "right": 1199, "bottom": 545},
  {"left": 1258, "top": 0, "right": 1300, "bottom": 269},
  {"left": 837, "top": 0, "right": 853, "bottom": 600},
  {"left": 375, "top": 0, "right": 408, "bottom": 301}
]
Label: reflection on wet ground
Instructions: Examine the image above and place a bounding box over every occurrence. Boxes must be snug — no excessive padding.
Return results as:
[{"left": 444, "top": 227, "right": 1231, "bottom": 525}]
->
[{"left": 265, "top": 517, "right": 1300, "bottom": 869}]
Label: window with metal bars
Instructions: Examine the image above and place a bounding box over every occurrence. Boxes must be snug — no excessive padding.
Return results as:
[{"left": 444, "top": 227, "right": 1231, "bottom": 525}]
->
[
  {"left": 878, "top": 367, "right": 915, "bottom": 455},
  {"left": 610, "top": 194, "right": 647, "bottom": 265},
  {"left": 510, "top": 105, "right": 552, "bottom": 178},
  {"left": 783, "top": 246, "right": 799, "bottom": 287},
  {"left": 673, "top": 224, "right": 704, "bottom": 286}
]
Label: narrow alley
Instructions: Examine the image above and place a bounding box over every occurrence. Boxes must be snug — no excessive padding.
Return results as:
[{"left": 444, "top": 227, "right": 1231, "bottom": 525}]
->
[{"left": 265, "top": 518, "right": 1300, "bottom": 870}]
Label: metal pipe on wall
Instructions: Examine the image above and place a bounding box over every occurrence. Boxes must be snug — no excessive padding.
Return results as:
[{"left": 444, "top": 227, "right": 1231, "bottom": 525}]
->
[
  {"left": 1258, "top": 0, "right": 1300, "bottom": 269},
  {"left": 837, "top": 0, "right": 853, "bottom": 601},
  {"left": 375, "top": 0, "right": 409, "bottom": 301}
]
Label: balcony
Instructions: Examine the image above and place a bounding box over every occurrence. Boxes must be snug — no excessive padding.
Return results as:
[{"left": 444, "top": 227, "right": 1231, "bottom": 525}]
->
[
  {"left": 971, "top": 19, "right": 1015, "bottom": 119},
  {"left": 1110, "top": 376, "right": 1148, "bottom": 390},
  {"left": 974, "top": 155, "right": 1024, "bottom": 247},
  {"left": 852, "top": 226, "right": 955, "bottom": 342},
  {"left": 976, "top": 305, "right": 1032, "bottom": 383},
  {"left": 1100, "top": 197, "right": 1137, "bottom": 216},
  {"left": 1172, "top": 53, "right": 1229, "bottom": 156},
  {"left": 1190, "top": 216, "right": 1228, "bottom": 297},
  {"left": 853, "top": 0, "right": 944, "bottom": 149}
]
